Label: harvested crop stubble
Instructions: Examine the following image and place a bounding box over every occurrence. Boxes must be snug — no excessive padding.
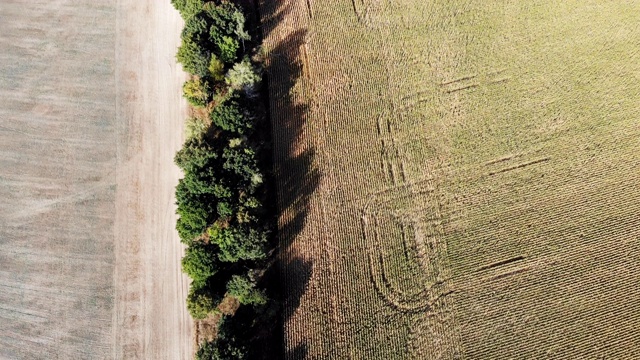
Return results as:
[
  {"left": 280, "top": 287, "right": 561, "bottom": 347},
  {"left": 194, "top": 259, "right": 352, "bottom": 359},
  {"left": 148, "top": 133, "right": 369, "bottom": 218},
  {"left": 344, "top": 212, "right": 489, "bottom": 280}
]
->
[{"left": 261, "top": 0, "right": 640, "bottom": 358}]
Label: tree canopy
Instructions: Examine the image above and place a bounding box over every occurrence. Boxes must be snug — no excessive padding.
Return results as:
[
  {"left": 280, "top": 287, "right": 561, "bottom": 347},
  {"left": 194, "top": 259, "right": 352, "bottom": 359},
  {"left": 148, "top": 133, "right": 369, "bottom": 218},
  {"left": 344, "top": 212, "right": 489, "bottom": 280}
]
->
[{"left": 172, "top": 0, "right": 278, "bottom": 357}]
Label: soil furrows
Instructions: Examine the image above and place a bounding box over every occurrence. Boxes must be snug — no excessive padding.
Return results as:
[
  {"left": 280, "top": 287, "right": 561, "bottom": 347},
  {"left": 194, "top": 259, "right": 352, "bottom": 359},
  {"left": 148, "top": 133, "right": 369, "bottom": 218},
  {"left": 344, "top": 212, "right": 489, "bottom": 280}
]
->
[
  {"left": 113, "top": 1, "right": 192, "bottom": 359},
  {"left": 0, "top": 1, "right": 116, "bottom": 358}
]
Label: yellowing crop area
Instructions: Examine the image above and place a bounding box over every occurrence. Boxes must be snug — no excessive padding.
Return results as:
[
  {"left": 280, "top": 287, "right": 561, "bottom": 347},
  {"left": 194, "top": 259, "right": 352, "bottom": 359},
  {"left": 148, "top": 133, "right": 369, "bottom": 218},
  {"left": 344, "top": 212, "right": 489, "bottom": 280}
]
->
[{"left": 261, "top": 0, "right": 640, "bottom": 358}]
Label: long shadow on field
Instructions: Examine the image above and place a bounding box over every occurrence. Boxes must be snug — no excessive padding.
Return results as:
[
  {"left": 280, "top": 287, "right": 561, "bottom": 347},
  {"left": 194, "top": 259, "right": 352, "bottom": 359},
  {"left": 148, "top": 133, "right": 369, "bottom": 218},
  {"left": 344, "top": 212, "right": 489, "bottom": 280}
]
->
[
  {"left": 258, "top": 1, "right": 320, "bottom": 358},
  {"left": 286, "top": 343, "right": 309, "bottom": 359},
  {"left": 262, "top": 19, "right": 319, "bottom": 253},
  {"left": 257, "top": 0, "right": 293, "bottom": 41}
]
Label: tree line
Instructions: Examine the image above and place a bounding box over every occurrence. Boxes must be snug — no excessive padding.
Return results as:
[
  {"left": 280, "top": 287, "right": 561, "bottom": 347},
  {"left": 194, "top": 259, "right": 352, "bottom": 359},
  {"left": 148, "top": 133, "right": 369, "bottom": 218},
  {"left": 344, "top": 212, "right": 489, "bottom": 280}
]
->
[{"left": 171, "top": 1, "right": 278, "bottom": 358}]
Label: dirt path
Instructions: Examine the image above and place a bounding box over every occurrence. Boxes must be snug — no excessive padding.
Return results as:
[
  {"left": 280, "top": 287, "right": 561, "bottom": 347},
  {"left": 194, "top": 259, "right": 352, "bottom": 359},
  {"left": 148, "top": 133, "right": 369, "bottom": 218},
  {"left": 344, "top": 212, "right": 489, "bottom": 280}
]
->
[{"left": 113, "top": 1, "right": 192, "bottom": 359}]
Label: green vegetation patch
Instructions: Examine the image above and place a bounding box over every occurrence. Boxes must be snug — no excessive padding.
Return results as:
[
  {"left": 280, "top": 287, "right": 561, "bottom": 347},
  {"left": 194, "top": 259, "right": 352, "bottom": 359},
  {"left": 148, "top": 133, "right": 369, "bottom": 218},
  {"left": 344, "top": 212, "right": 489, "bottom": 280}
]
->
[{"left": 172, "top": 0, "right": 277, "bottom": 358}]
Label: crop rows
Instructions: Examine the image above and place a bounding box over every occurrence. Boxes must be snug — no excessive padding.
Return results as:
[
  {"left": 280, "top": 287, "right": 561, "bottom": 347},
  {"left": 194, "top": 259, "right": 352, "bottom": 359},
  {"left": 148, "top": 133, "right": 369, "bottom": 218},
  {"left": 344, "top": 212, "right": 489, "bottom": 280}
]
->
[
  {"left": 262, "top": 0, "right": 640, "bottom": 358},
  {"left": 262, "top": 0, "right": 463, "bottom": 358}
]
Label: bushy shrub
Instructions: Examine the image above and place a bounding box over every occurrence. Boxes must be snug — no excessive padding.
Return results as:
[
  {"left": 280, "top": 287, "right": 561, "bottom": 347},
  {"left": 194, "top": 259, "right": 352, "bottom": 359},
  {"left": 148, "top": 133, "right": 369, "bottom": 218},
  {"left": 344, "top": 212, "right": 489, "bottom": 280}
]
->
[
  {"left": 208, "top": 225, "right": 267, "bottom": 262},
  {"left": 226, "top": 58, "right": 261, "bottom": 92},
  {"left": 227, "top": 274, "right": 268, "bottom": 306},
  {"left": 210, "top": 98, "right": 252, "bottom": 134},
  {"left": 183, "top": 78, "right": 210, "bottom": 108},
  {"left": 177, "top": 39, "right": 210, "bottom": 77},
  {"left": 182, "top": 243, "right": 219, "bottom": 284}
]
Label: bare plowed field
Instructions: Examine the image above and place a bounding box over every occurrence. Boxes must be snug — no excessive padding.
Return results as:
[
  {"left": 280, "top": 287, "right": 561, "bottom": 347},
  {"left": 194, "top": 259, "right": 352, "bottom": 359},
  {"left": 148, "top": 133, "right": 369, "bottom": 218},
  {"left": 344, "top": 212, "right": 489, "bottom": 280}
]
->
[
  {"left": 0, "top": 1, "right": 191, "bottom": 359},
  {"left": 261, "top": 0, "right": 640, "bottom": 358}
]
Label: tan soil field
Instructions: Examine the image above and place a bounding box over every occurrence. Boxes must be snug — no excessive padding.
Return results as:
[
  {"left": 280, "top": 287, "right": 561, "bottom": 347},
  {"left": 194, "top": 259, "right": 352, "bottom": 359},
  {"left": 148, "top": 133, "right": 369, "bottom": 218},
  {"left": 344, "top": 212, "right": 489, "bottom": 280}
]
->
[
  {"left": 261, "top": 0, "right": 640, "bottom": 358},
  {"left": 0, "top": 1, "right": 191, "bottom": 359}
]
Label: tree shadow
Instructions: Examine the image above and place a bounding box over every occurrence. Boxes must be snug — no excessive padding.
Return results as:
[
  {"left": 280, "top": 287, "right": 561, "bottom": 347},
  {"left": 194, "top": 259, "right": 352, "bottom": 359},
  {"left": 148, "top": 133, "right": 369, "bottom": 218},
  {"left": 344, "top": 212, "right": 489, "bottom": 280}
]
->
[
  {"left": 255, "top": 0, "right": 294, "bottom": 44},
  {"left": 187, "top": 1, "right": 317, "bottom": 358},
  {"left": 285, "top": 343, "right": 309, "bottom": 360},
  {"left": 251, "top": 256, "right": 312, "bottom": 359},
  {"left": 281, "top": 257, "right": 313, "bottom": 324},
  {"left": 256, "top": 1, "right": 320, "bottom": 359}
]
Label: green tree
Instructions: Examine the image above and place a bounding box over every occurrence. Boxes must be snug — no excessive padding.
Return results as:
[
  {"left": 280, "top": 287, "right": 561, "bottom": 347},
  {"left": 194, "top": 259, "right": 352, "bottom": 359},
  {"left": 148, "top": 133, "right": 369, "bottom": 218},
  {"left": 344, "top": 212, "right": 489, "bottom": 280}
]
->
[
  {"left": 176, "top": 39, "right": 210, "bottom": 77},
  {"left": 222, "top": 145, "right": 261, "bottom": 188},
  {"left": 185, "top": 116, "right": 208, "bottom": 140},
  {"left": 210, "top": 98, "right": 252, "bottom": 134},
  {"left": 216, "top": 201, "right": 233, "bottom": 218},
  {"left": 208, "top": 225, "right": 267, "bottom": 262},
  {"left": 195, "top": 316, "right": 247, "bottom": 359},
  {"left": 204, "top": 3, "right": 243, "bottom": 40},
  {"left": 180, "top": 171, "right": 216, "bottom": 197},
  {"left": 204, "top": 3, "right": 247, "bottom": 63},
  {"left": 175, "top": 137, "right": 216, "bottom": 173},
  {"left": 175, "top": 137, "right": 236, "bottom": 205},
  {"left": 187, "top": 284, "right": 217, "bottom": 320},
  {"left": 182, "top": 12, "right": 209, "bottom": 43},
  {"left": 235, "top": 194, "right": 261, "bottom": 224},
  {"left": 171, "top": 0, "right": 204, "bottom": 20},
  {"left": 183, "top": 78, "right": 210, "bottom": 108},
  {"left": 208, "top": 54, "right": 225, "bottom": 82},
  {"left": 226, "top": 58, "right": 261, "bottom": 92},
  {"left": 231, "top": 9, "right": 251, "bottom": 43},
  {"left": 216, "top": 36, "right": 240, "bottom": 64},
  {"left": 227, "top": 274, "right": 268, "bottom": 306},
  {"left": 176, "top": 200, "right": 209, "bottom": 244},
  {"left": 182, "top": 243, "right": 219, "bottom": 284}
]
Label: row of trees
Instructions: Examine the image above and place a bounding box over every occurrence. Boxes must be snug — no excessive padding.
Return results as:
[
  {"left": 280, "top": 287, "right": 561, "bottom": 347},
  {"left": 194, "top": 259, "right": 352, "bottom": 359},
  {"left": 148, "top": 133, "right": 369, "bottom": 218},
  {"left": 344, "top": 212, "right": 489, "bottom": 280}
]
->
[{"left": 171, "top": 1, "right": 277, "bottom": 358}]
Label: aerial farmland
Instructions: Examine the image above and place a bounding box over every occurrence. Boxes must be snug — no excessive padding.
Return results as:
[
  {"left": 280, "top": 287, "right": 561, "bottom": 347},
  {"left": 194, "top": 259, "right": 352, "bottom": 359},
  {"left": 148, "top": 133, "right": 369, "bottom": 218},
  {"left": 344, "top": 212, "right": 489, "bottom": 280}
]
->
[
  {"left": 261, "top": 0, "right": 640, "bottom": 358},
  {"left": 1, "top": 0, "right": 639, "bottom": 359}
]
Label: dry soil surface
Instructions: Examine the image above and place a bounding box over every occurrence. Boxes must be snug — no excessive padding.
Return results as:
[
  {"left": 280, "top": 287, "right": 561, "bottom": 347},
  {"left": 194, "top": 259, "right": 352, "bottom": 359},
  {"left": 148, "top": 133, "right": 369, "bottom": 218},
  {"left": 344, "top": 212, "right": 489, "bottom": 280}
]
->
[
  {"left": 0, "top": 0, "right": 192, "bottom": 359},
  {"left": 113, "top": 1, "right": 192, "bottom": 359}
]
